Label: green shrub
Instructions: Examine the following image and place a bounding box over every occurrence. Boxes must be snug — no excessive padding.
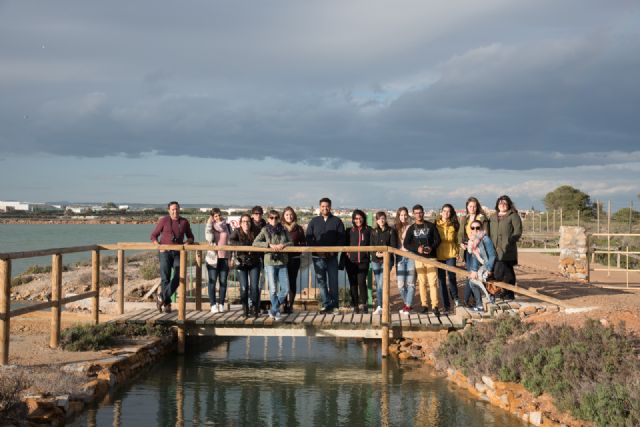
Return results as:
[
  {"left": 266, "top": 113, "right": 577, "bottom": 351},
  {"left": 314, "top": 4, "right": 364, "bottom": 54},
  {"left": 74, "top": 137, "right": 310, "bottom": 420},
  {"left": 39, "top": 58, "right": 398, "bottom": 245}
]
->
[
  {"left": 60, "top": 323, "right": 170, "bottom": 351},
  {"left": 23, "top": 264, "right": 51, "bottom": 275},
  {"left": 437, "top": 317, "right": 640, "bottom": 426},
  {"left": 11, "top": 275, "right": 34, "bottom": 287},
  {"left": 140, "top": 257, "right": 160, "bottom": 280}
]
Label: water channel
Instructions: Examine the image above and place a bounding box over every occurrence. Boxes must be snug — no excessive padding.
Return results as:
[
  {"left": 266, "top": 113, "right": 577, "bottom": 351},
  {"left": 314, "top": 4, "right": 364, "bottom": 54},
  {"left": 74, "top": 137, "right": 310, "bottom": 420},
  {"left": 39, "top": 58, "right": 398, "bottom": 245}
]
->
[{"left": 69, "top": 337, "right": 524, "bottom": 427}]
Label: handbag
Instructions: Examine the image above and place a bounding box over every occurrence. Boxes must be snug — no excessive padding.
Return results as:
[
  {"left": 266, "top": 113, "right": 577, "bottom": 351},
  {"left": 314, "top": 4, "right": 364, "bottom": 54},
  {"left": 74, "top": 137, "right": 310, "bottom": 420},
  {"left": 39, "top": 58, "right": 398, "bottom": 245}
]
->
[{"left": 205, "top": 249, "right": 218, "bottom": 266}]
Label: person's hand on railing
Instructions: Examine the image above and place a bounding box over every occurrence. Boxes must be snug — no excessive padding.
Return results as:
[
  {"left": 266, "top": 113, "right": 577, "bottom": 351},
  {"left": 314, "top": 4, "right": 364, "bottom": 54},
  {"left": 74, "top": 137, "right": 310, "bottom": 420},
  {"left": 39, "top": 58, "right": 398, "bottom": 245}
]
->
[{"left": 269, "top": 243, "right": 286, "bottom": 251}]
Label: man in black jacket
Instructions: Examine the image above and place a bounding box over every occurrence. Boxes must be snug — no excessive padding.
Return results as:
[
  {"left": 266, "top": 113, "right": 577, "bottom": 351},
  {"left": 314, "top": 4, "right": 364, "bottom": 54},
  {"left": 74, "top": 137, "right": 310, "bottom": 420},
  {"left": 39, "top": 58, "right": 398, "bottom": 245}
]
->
[
  {"left": 403, "top": 204, "right": 441, "bottom": 316},
  {"left": 306, "top": 197, "right": 345, "bottom": 313}
]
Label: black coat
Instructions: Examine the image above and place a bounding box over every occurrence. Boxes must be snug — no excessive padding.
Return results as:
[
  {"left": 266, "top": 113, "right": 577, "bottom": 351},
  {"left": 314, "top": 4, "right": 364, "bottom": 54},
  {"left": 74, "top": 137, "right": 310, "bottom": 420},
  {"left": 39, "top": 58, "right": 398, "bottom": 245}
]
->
[
  {"left": 370, "top": 227, "right": 398, "bottom": 263},
  {"left": 403, "top": 221, "right": 440, "bottom": 259},
  {"left": 344, "top": 226, "right": 372, "bottom": 264}
]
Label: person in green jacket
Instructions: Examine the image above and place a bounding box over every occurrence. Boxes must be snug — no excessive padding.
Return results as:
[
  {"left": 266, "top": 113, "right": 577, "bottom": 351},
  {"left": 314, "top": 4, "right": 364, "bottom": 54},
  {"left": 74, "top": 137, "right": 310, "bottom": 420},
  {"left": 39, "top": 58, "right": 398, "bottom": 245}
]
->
[
  {"left": 488, "top": 195, "right": 522, "bottom": 300},
  {"left": 253, "top": 210, "right": 292, "bottom": 320}
]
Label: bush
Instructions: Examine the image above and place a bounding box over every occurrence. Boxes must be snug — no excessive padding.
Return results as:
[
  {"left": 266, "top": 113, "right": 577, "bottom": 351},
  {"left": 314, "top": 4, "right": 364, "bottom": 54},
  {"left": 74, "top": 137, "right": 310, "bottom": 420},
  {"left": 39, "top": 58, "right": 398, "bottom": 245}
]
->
[
  {"left": 437, "top": 317, "right": 640, "bottom": 426},
  {"left": 23, "top": 264, "right": 51, "bottom": 275},
  {"left": 140, "top": 257, "right": 160, "bottom": 280},
  {"left": 60, "top": 323, "right": 170, "bottom": 351},
  {"left": 11, "top": 275, "right": 34, "bottom": 287},
  {"left": 0, "top": 370, "right": 29, "bottom": 414}
]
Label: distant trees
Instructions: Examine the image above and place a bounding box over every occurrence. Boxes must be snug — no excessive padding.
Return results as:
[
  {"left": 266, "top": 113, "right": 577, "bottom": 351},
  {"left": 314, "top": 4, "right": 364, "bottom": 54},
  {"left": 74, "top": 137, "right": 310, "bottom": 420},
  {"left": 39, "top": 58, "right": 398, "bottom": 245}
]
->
[
  {"left": 103, "top": 202, "right": 117, "bottom": 209},
  {"left": 543, "top": 185, "right": 594, "bottom": 218},
  {"left": 613, "top": 207, "right": 640, "bottom": 222}
]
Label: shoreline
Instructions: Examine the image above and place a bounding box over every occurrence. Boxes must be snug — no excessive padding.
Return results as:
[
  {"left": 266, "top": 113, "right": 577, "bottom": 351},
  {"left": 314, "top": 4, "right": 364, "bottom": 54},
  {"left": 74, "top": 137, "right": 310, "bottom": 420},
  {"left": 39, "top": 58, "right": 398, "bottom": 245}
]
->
[{"left": 0, "top": 218, "right": 158, "bottom": 225}]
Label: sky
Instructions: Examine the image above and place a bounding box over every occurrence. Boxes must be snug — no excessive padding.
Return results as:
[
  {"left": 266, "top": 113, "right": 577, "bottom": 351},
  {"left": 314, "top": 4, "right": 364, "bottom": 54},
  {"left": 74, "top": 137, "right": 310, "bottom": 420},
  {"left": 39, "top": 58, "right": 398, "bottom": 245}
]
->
[{"left": 1, "top": 1, "right": 639, "bottom": 211}]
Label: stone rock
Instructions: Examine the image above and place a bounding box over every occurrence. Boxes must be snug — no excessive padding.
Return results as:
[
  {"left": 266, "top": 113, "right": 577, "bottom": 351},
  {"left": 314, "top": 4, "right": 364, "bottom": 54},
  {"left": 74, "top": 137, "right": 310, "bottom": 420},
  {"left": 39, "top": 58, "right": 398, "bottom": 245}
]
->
[
  {"left": 546, "top": 305, "right": 560, "bottom": 313},
  {"left": 519, "top": 306, "right": 538, "bottom": 316},
  {"left": 529, "top": 411, "right": 543, "bottom": 426},
  {"left": 398, "top": 351, "right": 411, "bottom": 360},
  {"left": 475, "top": 383, "right": 488, "bottom": 394},
  {"left": 600, "top": 318, "right": 610, "bottom": 327},
  {"left": 481, "top": 375, "right": 495, "bottom": 390}
]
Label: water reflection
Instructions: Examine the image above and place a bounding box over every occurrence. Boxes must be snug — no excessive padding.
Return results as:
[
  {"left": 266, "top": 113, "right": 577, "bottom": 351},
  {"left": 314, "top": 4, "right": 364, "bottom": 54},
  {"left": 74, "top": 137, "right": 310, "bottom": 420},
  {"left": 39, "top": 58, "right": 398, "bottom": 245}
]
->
[{"left": 72, "top": 337, "right": 523, "bottom": 427}]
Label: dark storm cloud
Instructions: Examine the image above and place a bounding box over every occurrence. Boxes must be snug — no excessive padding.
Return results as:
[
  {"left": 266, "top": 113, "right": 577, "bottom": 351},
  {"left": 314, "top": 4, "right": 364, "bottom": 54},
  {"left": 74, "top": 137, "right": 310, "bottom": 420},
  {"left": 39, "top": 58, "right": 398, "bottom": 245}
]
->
[{"left": 1, "top": 0, "right": 639, "bottom": 169}]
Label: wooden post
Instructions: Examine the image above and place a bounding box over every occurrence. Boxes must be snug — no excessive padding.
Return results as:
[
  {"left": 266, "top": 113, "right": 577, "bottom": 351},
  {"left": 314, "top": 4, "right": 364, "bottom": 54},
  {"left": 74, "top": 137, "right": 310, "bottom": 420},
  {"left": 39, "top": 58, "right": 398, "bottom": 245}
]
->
[
  {"left": 92, "top": 250, "right": 100, "bottom": 325},
  {"left": 553, "top": 210, "right": 556, "bottom": 232},
  {"left": 560, "top": 208, "right": 563, "bottom": 228},
  {"left": 586, "top": 234, "right": 591, "bottom": 283},
  {"left": 607, "top": 200, "right": 611, "bottom": 277},
  {"left": 629, "top": 201, "right": 633, "bottom": 234},
  {"left": 546, "top": 211, "right": 549, "bottom": 233},
  {"left": 626, "top": 246, "right": 630, "bottom": 288},
  {"left": 381, "top": 251, "right": 390, "bottom": 358},
  {"left": 597, "top": 200, "right": 600, "bottom": 233},
  {"left": 577, "top": 209, "right": 580, "bottom": 227},
  {"left": 195, "top": 251, "right": 202, "bottom": 311},
  {"left": 0, "top": 259, "right": 10, "bottom": 365},
  {"left": 50, "top": 254, "right": 62, "bottom": 348},
  {"left": 178, "top": 250, "right": 187, "bottom": 354},
  {"left": 117, "top": 249, "right": 125, "bottom": 315}
]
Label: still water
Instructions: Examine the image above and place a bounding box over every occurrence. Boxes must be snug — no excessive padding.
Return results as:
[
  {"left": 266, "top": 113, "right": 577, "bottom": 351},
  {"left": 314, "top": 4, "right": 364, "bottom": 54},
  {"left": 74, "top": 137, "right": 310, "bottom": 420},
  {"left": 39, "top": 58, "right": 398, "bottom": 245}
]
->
[{"left": 70, "top": 337, "right": 524, "bottom": 427}]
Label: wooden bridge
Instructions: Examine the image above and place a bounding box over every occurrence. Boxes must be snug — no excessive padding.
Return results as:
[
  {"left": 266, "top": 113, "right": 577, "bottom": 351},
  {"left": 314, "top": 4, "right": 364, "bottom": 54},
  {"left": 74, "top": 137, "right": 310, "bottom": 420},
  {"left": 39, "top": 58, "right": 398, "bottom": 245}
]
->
[{"left": 0, "top": 242, "right": 560, "bottom": 365}]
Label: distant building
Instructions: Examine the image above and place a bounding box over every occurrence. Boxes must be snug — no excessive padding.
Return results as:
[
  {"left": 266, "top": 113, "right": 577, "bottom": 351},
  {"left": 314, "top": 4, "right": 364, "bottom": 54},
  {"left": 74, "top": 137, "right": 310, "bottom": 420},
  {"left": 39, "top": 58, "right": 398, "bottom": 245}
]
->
[{"left": 0, "top": 201, "right": 61, "bottom": 212}]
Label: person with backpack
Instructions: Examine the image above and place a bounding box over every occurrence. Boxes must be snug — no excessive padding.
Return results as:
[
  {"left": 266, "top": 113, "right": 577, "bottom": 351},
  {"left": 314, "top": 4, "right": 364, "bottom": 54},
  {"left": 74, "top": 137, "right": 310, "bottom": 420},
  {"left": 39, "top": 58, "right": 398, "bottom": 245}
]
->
[{"left": 205, "top": 208, "right": 232, "bottom": 313}]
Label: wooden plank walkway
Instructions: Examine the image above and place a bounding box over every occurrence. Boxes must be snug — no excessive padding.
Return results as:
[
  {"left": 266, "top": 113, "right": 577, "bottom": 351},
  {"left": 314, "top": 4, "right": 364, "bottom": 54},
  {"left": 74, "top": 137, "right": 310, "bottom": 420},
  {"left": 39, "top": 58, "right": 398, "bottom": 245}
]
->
[{"left": 110, "top": 307, "right": 479, "bottom": 338}]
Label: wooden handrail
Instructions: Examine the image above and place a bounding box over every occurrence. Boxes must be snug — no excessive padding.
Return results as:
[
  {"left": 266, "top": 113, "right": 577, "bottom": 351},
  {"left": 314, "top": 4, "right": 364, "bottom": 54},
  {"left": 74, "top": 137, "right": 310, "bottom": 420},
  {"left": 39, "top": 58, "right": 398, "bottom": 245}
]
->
[
  {"left": 0, "top": 245, "right": 99, "bottom": 260},
  {"left": 0, "top": 241, "right": 584, "bottom": 365},
  {"left": 388, "top": 248, "right": 574, "bottom": 308}
]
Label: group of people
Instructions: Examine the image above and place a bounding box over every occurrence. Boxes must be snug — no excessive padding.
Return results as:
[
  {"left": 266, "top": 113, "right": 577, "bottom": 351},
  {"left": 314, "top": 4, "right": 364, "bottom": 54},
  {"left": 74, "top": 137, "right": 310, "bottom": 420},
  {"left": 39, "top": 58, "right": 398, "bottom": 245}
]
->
[{"left": 150, "top": 195, "right": 522, "bottom": 319}]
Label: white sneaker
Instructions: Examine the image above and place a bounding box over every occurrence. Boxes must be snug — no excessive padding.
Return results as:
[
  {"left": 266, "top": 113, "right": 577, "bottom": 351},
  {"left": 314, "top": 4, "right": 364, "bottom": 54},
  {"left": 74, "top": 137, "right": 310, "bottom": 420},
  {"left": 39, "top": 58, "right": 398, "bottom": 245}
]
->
[
  {"left": 210, "top": 304, "right": 219, "bottom": 314},
  {"left": 218, "top": 303, "right": 226, "bottom": 313},
  {"left": 274, "top": 312, "right": 282, "bottom": 321},
  {"left": 373, "top": 306, "right": 383, "bottom": 315}
]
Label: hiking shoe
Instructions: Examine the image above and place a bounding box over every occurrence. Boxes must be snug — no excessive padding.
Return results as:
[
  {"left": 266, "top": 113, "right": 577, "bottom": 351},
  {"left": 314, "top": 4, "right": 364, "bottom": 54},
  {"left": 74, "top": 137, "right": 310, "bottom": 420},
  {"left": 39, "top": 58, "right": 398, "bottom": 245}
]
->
[
  {"left": 163, "top": 304, "right": 172, "bottom": 313},
  {"left": 373, "top": 306, "right": 383, "bottom": 315}
]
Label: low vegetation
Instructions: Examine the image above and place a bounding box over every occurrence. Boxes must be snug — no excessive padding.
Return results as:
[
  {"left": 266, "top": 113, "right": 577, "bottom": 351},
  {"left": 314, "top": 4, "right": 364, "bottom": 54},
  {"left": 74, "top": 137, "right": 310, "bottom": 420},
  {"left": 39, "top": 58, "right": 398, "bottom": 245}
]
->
[
  {"left": 140, "top": 257, "right": 160, "bottom": 280},
  {"left": 436, "top": 316, "right": 640, "bottom": 426},
  {"left": 60, "top": 323, "right": 171, "bottom": 351}
]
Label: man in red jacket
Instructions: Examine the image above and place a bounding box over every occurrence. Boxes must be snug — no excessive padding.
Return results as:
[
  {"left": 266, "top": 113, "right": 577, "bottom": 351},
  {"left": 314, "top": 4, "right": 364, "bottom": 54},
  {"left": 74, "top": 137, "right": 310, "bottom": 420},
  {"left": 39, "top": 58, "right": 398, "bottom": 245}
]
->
[{"left": 150, "top": 201, "right": 194, "bottom": 313}]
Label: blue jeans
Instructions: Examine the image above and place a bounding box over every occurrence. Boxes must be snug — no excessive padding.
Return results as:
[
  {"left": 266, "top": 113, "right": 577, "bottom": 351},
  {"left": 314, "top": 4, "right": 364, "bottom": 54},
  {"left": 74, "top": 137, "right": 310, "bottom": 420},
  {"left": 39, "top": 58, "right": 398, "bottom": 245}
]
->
[
  {"left": 265, "top": 265, "right": 289, "bottom": 315},
  {"left": 438, "top": 258, "right": 458, "bottom": 309},
  {"left": 207, "top": 258, "right": 229, "bottom": 305},
  {"left": 312, "top": 256, "right": 339, "bottom": 310},
  {"left": 237, "top": 266, "right": 261, "bottom": 309},
  {"left": 158, "top": 250, "right": 180, "bottom": 305},
  {"left": 371, "top": 259, "right": 394, "bottom": 307},
  {"left": 395, "top": 255, "right": 415, "bottom": 307}
]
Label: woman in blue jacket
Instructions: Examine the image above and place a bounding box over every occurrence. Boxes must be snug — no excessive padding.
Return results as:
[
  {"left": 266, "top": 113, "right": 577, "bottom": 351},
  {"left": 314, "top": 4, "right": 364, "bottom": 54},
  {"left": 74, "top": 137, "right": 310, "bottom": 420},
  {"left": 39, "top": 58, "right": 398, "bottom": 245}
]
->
[{"left": 465, "top": 219, "right": 497, "bottom": 312}]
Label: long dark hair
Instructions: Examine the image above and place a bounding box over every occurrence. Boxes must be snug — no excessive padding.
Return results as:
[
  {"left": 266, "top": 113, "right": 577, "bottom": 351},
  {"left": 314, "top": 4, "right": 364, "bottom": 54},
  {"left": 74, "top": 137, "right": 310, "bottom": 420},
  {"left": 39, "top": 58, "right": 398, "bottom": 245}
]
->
[
  {"left": 440, "top": 203, "right": 460, "bottom": 231},
  {"left": 238, "top": 213, "right": 256, "bottom": 241},
  {"left": 495, "top": 195, "right": 518, "bottom": 214},
  {"left": 395, "top": 206, "right": 410, "bottom": 235},
  {"left": 351, "top": 209, "right": 367, "bottom": 226}
]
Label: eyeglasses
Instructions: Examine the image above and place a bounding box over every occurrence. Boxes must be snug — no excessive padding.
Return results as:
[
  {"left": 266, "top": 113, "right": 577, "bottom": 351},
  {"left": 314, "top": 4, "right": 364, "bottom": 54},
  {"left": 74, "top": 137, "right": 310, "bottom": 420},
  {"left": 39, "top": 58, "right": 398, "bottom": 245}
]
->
[
  {"left": 269, "top": 216, "right": 279, "bottom": 220},
  {"left": 470, "top": 226, "right": 481, "bottom": 230}
]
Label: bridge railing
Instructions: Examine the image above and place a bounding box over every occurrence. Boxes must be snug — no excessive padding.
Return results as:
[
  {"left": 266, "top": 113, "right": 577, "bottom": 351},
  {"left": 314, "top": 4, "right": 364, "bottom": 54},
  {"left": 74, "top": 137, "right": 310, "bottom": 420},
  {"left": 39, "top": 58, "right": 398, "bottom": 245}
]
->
[{"left": 0, "top": 242, "right": 573, "bottom": 365}]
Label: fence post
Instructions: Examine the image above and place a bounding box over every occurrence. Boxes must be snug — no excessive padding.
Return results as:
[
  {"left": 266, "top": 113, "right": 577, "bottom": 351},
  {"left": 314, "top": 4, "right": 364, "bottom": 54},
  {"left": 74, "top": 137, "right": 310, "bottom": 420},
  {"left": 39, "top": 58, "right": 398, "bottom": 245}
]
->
[
  {"left": 117, "top": 249, "right": 125, "bottom": 315},
  {"left": 381, "top": 251, "right": 390, "bottom": 357},
  {"left": 0, "top": 259, "right": 10, "bottom": 365},
  {"left": 50, "top": 254, "right": 62, "bottom": 348},
  {"left": 607, "top": 200, "right": 611, "bottom": 277},
  {"left": 586, "top": 234, "right": 591, "bottom": 283},
  {"left": 92, "top": 249, "right": 100, "bottom": 325},
  {"left": 178, "top": 250, "right": 187, "bottom": 354},
  {"left": 195, "top": 251, "right": 202, "bottom": 311}
]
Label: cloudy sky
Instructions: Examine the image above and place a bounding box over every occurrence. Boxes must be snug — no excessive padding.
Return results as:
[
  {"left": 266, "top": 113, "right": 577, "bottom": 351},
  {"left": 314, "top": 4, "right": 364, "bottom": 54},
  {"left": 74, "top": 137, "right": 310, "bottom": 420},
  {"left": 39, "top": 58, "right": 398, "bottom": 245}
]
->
[{"left": 1, "top": 1, "right": 638, "bottom": 210}]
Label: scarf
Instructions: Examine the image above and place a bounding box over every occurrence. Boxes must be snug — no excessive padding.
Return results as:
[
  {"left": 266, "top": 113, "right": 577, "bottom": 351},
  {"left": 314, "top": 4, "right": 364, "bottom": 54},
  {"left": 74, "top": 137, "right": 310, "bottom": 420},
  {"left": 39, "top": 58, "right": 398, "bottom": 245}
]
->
[
  {"left": 213, "top": 220, "right": 229, "bottom": 258},
  {"left": 266, "top": 223, "right": 284, "bottom": 236}
]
